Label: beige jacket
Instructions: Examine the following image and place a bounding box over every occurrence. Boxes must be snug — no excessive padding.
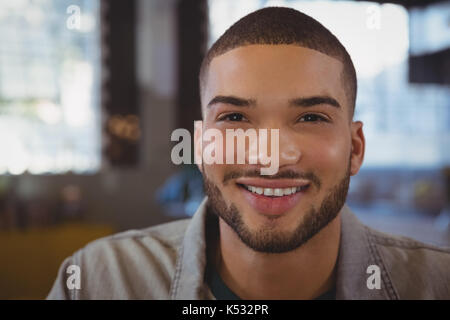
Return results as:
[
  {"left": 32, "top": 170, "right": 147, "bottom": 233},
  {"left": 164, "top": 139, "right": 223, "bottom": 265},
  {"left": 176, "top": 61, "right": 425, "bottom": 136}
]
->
[{"left": 47, "top": 198, "right": 450, "bottom": 299}]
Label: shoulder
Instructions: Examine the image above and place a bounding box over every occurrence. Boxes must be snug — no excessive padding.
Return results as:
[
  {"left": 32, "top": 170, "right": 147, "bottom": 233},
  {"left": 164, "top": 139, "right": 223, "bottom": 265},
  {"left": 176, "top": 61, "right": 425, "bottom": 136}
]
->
[
  {"left": 76, "top": 218, "right": 191, "bottom": 267},
  {"left": 48, "top": 218, "right": 192, "bottom": 300},
  {"left": 83, "top": 217, "right": 191, "bottom": 254},
  {"left": 366, "top": 226, "right": 450, "bottom": 299}
]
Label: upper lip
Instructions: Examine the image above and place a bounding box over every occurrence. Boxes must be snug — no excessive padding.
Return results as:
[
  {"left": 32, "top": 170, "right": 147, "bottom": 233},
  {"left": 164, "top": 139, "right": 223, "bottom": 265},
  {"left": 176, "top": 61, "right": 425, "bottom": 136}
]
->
[{"left": 235, "top": 177, "right": 310, "bottom": 189}]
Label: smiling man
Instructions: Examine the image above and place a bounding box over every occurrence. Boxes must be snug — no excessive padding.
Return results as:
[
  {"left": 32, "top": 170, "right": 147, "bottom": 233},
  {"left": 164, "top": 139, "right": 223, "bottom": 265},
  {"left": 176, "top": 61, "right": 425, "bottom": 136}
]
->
[{"left": 48, "top": 7, "right": 450, "bottom": 300}]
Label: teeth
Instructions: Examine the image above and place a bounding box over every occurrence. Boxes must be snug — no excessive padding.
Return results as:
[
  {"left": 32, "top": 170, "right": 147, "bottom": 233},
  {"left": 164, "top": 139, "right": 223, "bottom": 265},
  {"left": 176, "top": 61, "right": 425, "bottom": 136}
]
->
[
  {"left": 244, "top": 185, "right": 306, "bottom": 196},
  {"left": 273, "top": 188, "right": 283, "bottom": 196}
]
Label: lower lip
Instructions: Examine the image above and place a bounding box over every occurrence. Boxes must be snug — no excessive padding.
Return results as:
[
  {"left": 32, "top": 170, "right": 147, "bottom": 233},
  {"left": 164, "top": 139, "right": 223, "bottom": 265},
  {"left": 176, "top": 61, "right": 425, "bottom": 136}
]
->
[{"left": 239, "top": 185, "right": 308, "bottom": 216}]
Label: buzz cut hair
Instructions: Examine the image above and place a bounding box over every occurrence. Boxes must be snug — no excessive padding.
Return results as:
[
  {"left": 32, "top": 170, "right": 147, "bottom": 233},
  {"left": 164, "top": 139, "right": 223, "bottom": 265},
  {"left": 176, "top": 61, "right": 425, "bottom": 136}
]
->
[{"left": 199, "top": 6, "right": 357, "bottom": 116}]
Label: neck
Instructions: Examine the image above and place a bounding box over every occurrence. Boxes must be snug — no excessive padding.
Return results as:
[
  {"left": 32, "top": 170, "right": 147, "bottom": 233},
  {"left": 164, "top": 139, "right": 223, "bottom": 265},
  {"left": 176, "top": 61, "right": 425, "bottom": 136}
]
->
[{"left": 213, "top": 213, "right": 341, "bottom": 300}]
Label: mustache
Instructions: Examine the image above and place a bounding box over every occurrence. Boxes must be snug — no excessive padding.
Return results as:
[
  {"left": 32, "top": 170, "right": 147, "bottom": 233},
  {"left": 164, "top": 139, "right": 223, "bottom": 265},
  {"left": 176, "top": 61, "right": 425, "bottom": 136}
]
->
[{"left": 223, "top": 169, "right": 321, "bottom": 189}]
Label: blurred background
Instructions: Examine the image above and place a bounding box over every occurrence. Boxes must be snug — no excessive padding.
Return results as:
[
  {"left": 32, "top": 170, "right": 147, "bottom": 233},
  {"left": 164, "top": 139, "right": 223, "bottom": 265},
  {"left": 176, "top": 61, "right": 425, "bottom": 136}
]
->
[{"left": 0, "top": 0, "right": 449, "bottom": 299}]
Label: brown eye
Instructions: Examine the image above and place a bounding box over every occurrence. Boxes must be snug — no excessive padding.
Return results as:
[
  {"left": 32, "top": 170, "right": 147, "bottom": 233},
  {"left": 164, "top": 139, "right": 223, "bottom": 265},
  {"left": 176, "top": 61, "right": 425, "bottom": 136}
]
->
[
  {"left": 298, "top": 114, "right": 328, "bottom": 123},
  {"left": 219, "top": 113, "right": 247, "bottom": 122}
]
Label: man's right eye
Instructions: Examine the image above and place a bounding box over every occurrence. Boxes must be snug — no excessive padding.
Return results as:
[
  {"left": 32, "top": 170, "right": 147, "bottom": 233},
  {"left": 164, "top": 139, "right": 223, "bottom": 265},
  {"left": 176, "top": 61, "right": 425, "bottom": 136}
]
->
[{"left": 218, "top": 113, "right": 247, "bottom": 122}]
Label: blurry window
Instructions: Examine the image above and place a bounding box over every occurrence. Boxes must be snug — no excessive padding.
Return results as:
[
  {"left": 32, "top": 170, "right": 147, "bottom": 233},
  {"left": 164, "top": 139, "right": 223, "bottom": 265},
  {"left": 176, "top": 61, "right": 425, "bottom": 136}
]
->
[{"left": 0, "top": 0, "right": 101, "bottom": 174}]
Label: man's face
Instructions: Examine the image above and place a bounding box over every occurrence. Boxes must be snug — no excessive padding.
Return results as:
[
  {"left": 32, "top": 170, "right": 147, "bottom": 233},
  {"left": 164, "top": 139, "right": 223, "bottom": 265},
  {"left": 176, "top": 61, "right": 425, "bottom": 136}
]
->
[{"left": 196, "top": 44, "right": 364, "bottom": 253}]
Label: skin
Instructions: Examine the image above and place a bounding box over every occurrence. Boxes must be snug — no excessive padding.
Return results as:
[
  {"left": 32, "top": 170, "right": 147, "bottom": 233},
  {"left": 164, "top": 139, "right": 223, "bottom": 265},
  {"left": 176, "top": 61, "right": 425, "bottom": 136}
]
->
[{"left": 195, "top": 44, "right": 365, "bottom": 299}]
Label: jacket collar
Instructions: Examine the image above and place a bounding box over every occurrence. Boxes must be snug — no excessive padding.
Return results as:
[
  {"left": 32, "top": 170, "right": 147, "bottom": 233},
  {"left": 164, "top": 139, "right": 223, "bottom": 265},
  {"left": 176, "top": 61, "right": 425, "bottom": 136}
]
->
[
  {"left": 335, "top": 206, "right": 396, "bottom": 299},
  {"left": 170, "top": 198, "right": 397, "bottom": 299},
  {"left": 170, "top": 198, "right": 211, "bottom": 299}
]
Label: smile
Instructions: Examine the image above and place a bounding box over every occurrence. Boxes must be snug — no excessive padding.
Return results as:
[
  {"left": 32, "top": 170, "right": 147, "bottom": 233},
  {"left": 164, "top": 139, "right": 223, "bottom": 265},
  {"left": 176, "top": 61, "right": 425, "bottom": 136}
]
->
[
  {"left": 241, "top": 185, "right": 308, "bottom": 197},
  {"left": 235, "top": 178, "right": 311, "bottom": 216}
]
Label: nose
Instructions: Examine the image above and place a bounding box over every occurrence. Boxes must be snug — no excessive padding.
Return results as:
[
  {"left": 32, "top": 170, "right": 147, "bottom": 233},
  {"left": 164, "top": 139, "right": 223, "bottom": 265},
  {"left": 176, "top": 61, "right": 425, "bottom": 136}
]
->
[
  {"left": 246, "top": 127, "right": 301, "bottom": 172},
  {"left": 280, "top": 145, "right": 301, "bottom": 166},
  {"left": 278, "top": 129, "right": 302, "bottom": 167}
]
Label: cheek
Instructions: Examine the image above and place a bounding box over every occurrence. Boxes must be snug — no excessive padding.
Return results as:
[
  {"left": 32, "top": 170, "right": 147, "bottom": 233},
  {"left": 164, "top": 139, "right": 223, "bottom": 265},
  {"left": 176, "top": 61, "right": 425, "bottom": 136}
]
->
[
  {"left": 303, "top": 134, "right": 349, "bottom": 176},
  {"left": 203, "top": 163, "right": 223, "bottom": 183},
  {"left": 203, "top": 163, "right": 243, "bottom": 206},
  {"left": 203, "top": 163, "right": 237, "bottom": 189}
]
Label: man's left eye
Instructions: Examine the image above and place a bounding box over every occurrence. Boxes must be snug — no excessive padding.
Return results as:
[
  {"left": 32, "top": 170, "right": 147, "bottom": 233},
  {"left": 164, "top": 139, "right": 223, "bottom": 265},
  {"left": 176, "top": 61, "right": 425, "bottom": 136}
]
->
[
  {"left": 298, "top": 114, "right": 328, "bottom": 122},
  {"left": 219, "top": 113, "right": 247, "bottom": 122}
]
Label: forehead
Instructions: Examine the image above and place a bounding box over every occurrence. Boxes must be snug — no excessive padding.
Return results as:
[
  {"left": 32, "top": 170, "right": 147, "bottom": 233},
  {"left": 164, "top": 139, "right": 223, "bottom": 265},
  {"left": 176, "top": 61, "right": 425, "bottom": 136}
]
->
[{"left": 203, "top": 44, "right": 346, "bottom": 110}]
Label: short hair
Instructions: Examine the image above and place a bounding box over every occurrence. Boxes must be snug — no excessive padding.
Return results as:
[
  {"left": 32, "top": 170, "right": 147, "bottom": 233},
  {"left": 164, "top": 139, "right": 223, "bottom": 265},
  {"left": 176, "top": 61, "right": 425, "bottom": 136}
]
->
[{"left": 199, "top": 7, "right": 357, "bottom": 116}]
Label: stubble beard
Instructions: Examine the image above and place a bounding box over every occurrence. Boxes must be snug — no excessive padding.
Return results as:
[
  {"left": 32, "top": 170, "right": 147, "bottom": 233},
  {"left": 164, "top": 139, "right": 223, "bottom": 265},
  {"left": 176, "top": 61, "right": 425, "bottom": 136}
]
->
[{"left": 203, "top": 161, "right": 351, "bottom": 254}]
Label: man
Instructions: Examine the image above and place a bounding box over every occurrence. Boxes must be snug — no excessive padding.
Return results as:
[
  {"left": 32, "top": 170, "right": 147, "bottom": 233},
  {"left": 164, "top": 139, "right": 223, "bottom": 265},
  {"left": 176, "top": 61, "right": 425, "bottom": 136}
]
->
[{"left": 48, "top": 7, "right": 450, "bottom": 300}]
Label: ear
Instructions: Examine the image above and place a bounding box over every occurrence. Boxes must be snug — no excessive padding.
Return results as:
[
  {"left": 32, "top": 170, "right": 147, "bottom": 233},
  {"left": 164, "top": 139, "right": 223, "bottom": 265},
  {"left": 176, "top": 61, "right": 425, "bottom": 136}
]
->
[
  {"left": 350, "top": 121, "right": 365, "bottom": 176},
  {"left": 194, "top": 120, "right": 203, "bottom": 173}
]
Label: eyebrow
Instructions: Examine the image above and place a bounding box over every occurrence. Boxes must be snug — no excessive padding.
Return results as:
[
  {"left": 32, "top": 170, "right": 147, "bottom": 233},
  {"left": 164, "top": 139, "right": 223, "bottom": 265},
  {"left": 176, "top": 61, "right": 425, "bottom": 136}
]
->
[
  {"left": 289, "top": 96, "right": 341, "bottom": 108},
  {"left": 206, "top": 95, "right": 341, "bottom": 109},
  {"left": 207, "top": 95, "right": 256, "bottom": 108}
]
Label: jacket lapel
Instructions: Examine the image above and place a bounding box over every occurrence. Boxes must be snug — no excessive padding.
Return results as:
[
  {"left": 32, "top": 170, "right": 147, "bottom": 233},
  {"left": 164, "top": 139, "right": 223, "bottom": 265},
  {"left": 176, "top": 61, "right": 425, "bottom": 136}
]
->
[
  {"left": 335, "top": 206, "right": 397, "bottom": 299},
  {"left": 170, "top": 198, "right": 210, "bottom": 299}
]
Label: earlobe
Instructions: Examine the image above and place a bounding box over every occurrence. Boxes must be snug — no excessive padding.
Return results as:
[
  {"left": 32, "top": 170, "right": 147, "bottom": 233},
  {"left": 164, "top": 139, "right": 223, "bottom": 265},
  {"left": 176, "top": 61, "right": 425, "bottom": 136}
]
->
[{"left": 350, "top": 121, "right": 365, "bottom": 176}]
